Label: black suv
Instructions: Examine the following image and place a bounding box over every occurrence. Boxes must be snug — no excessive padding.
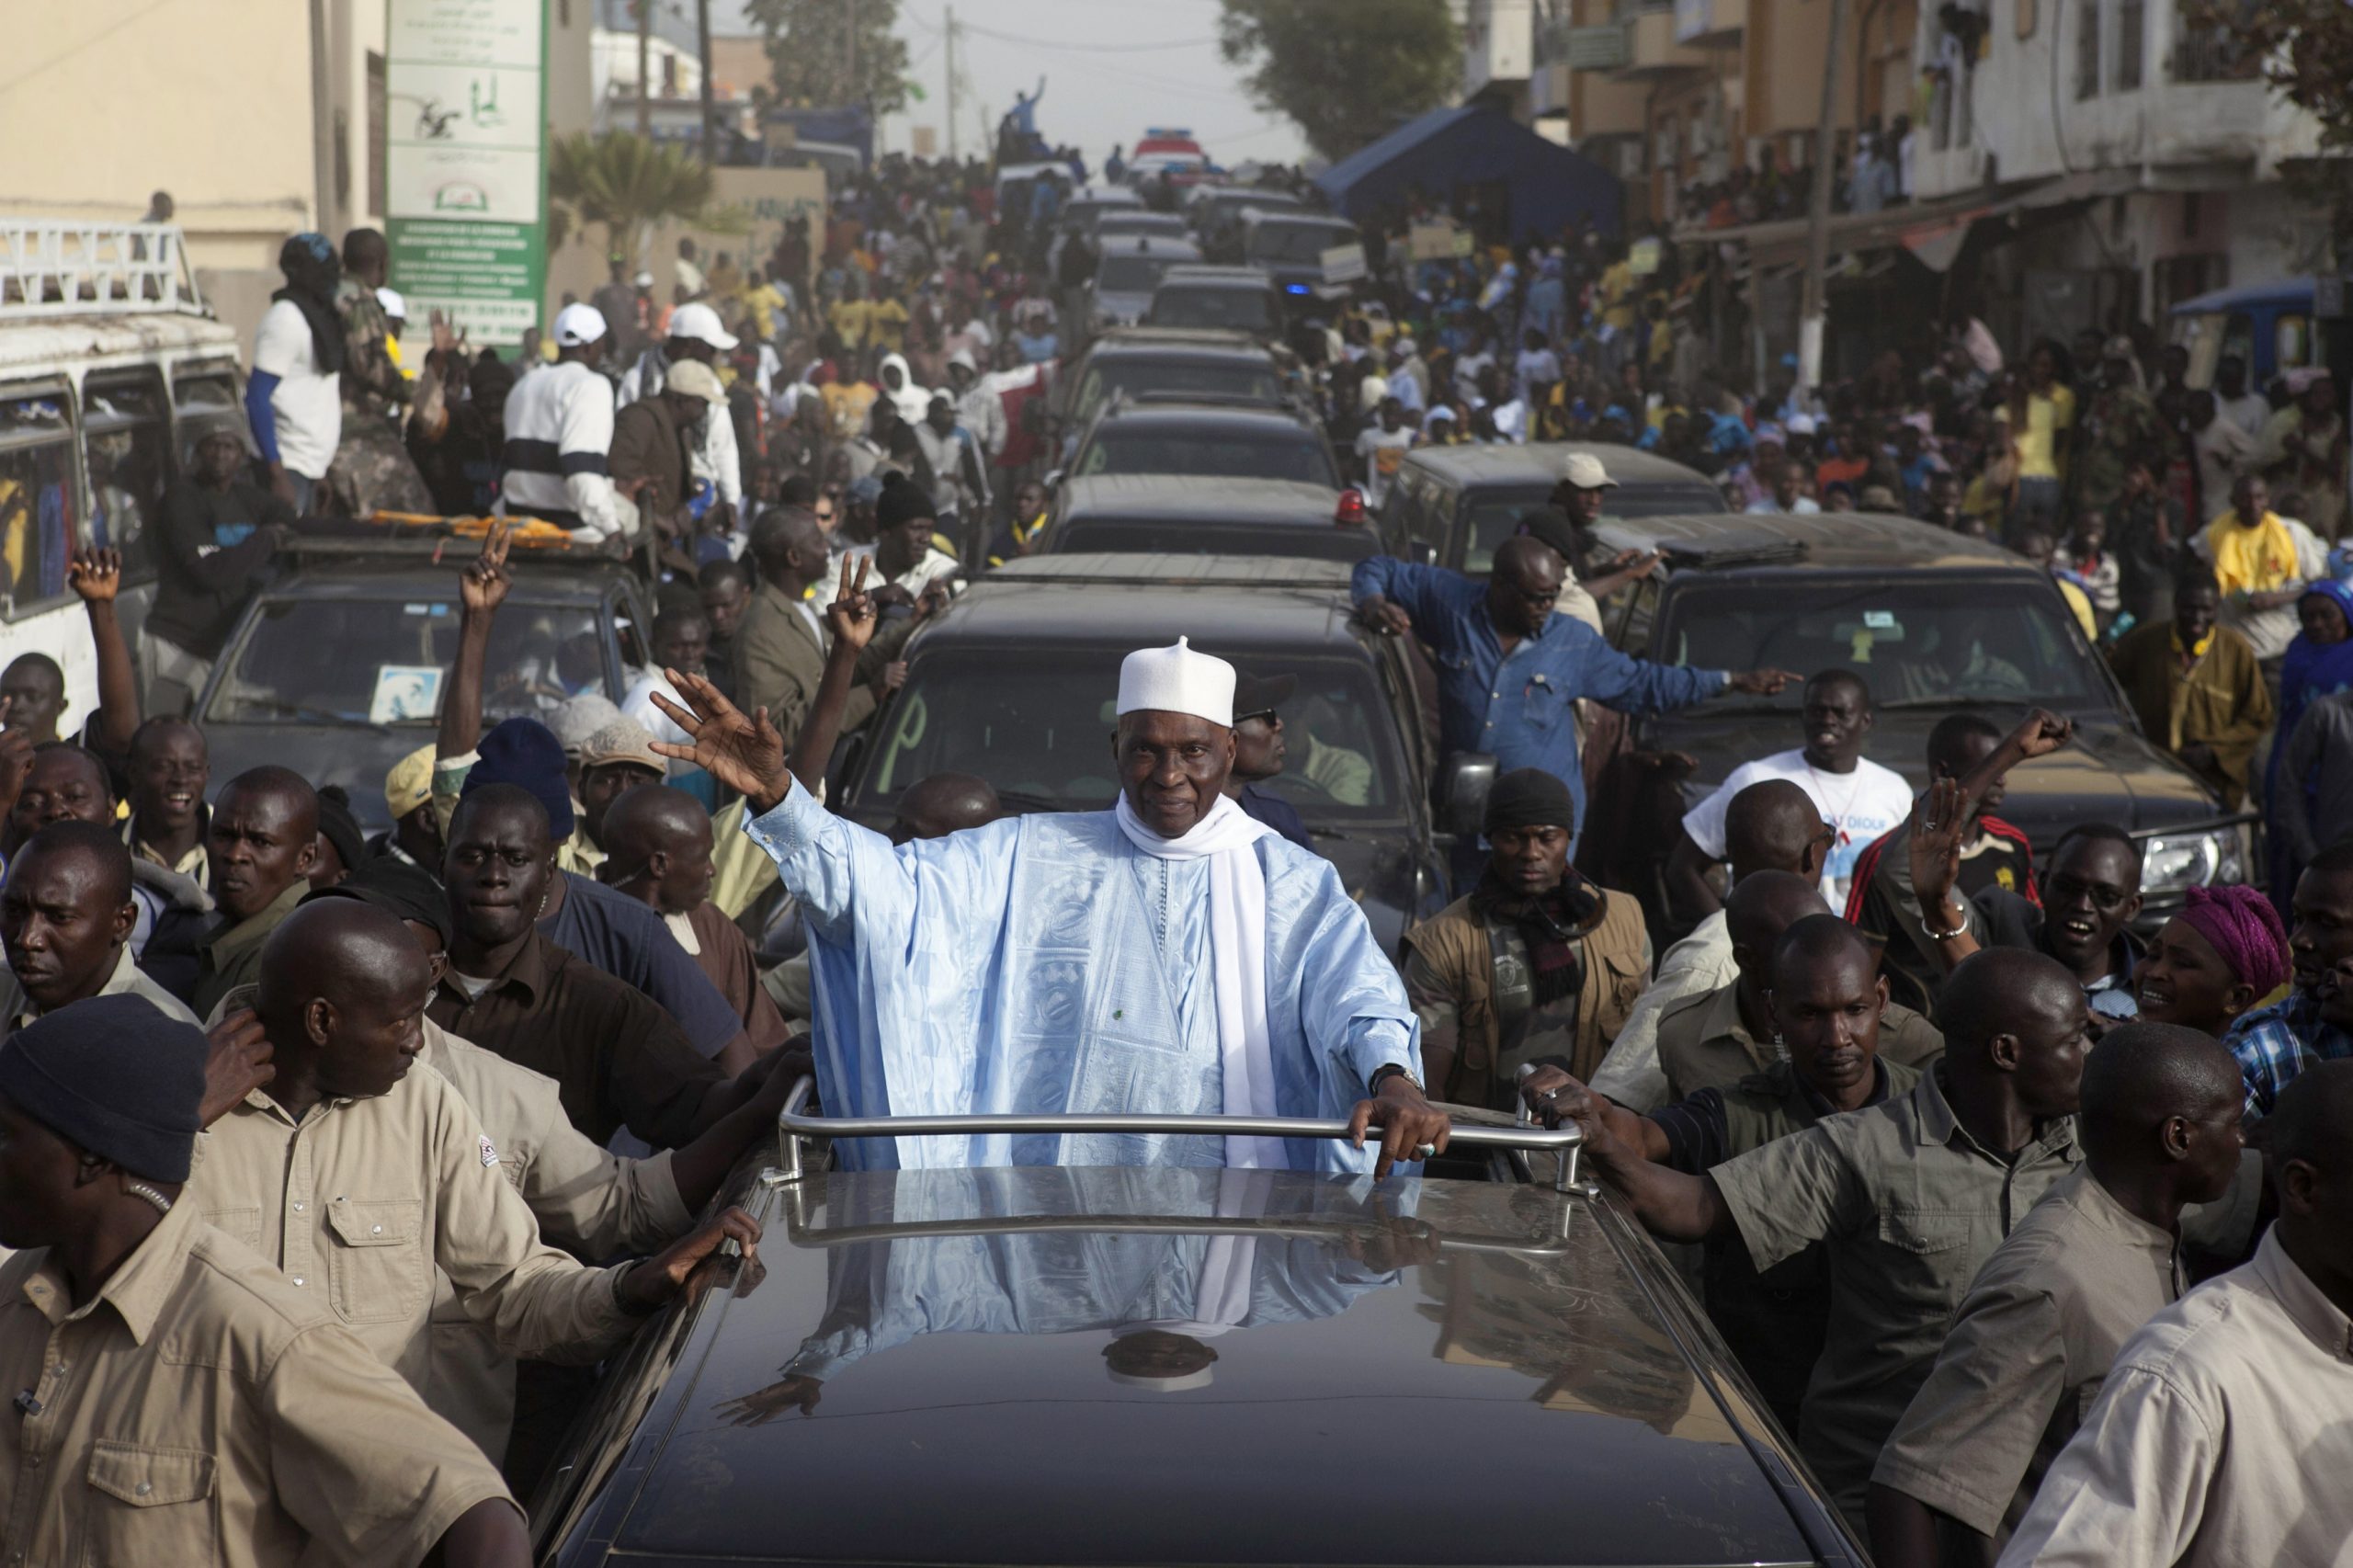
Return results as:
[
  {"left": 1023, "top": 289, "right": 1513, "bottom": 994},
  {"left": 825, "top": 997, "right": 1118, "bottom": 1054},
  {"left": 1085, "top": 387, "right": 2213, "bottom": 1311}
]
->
[
  {"left": 1063, "top": 397, "right": 1340, "bottom": 488},
  {"left": 1593, "top": 512, "right": 2250, "bottom": 924},
  {"left": 1051, "top": 328, "right": 1296, "bottom": 452},
  {"left": 825, "top": 554, "right": 1449, "bottom": 956},
  {"left": 1037, "top": 473, "right": 1376, "bottom": 562},
  {"left": 1145, "top": 264, "right": 1284, "bottom": 337},
  {"left": 1381, "top": 443, "right": 1726, "bottom": 577}
]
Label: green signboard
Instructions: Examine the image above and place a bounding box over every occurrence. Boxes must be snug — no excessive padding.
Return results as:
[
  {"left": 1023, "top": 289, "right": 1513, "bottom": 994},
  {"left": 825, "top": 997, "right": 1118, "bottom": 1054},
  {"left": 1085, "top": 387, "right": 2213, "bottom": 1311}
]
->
[{"left": 385, "top": 0, "right": 548, "bottom": 347}]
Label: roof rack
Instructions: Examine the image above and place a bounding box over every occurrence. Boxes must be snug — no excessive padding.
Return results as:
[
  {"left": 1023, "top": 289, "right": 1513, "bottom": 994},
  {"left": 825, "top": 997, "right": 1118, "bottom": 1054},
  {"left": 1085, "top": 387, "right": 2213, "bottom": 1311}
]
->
[
  {"left": 0, "top": 222, "right": 206, "bottom": 319},
  {"left": 766, "top": 1077, "right": 1592, "bottom": 1191},
  {"left": 278, "top": 514, "right": 615, "bottom": 565}
]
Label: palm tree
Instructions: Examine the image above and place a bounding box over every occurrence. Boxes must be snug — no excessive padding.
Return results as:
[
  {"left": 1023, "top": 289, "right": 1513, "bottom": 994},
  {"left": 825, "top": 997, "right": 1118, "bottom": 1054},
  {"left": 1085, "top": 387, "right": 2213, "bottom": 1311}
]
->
[{"left": 549, "top": 131, "right": 719, "bottom": 266}]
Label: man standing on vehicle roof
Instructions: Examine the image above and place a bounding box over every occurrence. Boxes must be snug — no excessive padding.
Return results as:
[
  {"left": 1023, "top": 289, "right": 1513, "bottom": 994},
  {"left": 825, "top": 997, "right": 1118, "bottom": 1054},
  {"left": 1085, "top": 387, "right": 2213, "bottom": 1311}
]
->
[
  {"left": 653, "top": 577, "right": 1451, "bottom": 1177},
  {"left": 500, "top": 303, "right": 625, "bottom": 544},
  {"left": 618, "top": 301, "right": 745, "bottom": 537},
  {"left": 245, "top": 233, "right": 344, "bottom": 515},
  {"left": 1352, "top": 535, "right": 1795, "bottom": 857}
]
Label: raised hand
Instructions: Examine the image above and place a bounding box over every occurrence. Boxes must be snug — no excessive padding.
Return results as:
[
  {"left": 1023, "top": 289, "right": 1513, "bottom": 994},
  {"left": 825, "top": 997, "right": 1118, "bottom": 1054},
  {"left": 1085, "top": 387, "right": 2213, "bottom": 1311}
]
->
[
  {"left": 2006, "top": 708, "right": 2075, "bottom": 760},
  {"left": 1907, "top": 776, "right": 1968, "bottom": 917},
  {"left": 825, "top": 555, "right": 880, "bottom": 652},
  {"left": 460, "top": 519, "right": 512, "bottom": 616},
  {"left": 650, "top": 668, "right": 792, "bottom": 812},
  {"left": 66, "top": 547, "right": 122, "bottom": 605}
]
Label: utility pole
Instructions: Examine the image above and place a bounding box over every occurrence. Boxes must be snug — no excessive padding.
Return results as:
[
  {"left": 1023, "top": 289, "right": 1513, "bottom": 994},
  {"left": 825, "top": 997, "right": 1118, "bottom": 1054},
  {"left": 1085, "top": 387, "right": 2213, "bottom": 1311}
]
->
[
  {"left": 635, "top": 0, "right": 652, "bottom": 136},
  {"left": 1799, "top": 0, "right": 1852, "bottom": 396},
  {"left": 945, "top": 6, "right": 958, "bottom": 160},
  {"left": 846, "top": 0, "right": 858, "bottom": 108},
  {"left": 697, "top": 0, "right": 716, "bottom": 162}
]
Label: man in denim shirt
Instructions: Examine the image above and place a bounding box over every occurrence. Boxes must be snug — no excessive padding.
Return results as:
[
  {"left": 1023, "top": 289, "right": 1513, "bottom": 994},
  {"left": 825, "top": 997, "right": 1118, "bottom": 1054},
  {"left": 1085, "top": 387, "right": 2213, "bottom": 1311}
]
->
[{"left": 1353, "top": 537, "right": 1795, "bottom": 851}]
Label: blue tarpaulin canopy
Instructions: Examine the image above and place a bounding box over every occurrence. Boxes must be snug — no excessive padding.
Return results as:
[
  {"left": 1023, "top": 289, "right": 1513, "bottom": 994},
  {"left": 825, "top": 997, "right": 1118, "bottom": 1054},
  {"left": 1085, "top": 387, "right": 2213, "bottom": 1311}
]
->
[{"left": 1314, "top": 107, "right": 1620, "bottom": 244}]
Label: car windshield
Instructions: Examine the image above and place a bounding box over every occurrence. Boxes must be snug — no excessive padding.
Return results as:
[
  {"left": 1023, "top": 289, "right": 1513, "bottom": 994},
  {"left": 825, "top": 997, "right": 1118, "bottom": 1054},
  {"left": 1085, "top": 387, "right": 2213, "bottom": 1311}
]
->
[
  {"left": 1057, "top": 521, "right": 1374, "bottom": 562},
  {"left": 1658, "top": 578, "right": 2109, "bottom": 710},
  {"left": 863, "top": 653, "right": 1402, "bottom": 821},
  {"left": 1077, "top": 358, "right": 1283, "bottom": 418},
  {"left": 1463, "top": 483, "right": 1725, "bottom": 573},
  {"left": 1247, "top": 222, "right": 1351, "bottom": 265},
  {"left": 1097, "top": 254, "right": 1181, "bottom": 293},
  {"left": 1149, "top": 287, "right": 1274, "bottom": 333},
  {"left": 1078, "top": 428, "right": 1336, "bottom": 485},
  {"left": 205, "top": 597, "right": 605, "bottom": 725}
]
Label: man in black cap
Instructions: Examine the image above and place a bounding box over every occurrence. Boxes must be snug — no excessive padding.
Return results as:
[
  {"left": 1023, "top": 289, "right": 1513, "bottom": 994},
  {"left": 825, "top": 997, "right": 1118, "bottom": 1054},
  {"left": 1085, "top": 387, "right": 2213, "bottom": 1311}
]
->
[
  {"left": 1221, "top": 670, "right": 1316, "bottom": 853},
  {"left": 1401, "top": 767, "right": 1652, "bottom": 1108},
  {"left": 309, "top": 782, "right": 367, "bottom": 890},
  {"left": 0, "top": 995, "right": 534, "bottom": 1565}
]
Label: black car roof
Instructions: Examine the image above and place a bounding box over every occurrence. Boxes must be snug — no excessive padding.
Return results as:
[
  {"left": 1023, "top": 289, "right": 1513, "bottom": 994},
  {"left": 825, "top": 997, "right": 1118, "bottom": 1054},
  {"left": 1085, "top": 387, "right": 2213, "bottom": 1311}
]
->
[
  {"left": 1089, "top": 399, "right": 1317, "bottom": 434},
  {"left": 1402, "top": 440, "right": 1717, "bottom": 492},
  {"left": 574, "top": 1165, "right": 1822, "bottom": 1567},
  {"left": 923, "top": 553, "right": 1359, "bottom": 649},
  {"left": 262, "top": 562, "right": 629, "bottom": 602},
  {"left": 1056, "top": 474, "right": 1344, "bottom": 523},
  {"left": 1593, "top": 510, "right": 2037, "bottom": 573},
  {"left": 1080, "top": 334, "right": 1276, "bottom": 365}
]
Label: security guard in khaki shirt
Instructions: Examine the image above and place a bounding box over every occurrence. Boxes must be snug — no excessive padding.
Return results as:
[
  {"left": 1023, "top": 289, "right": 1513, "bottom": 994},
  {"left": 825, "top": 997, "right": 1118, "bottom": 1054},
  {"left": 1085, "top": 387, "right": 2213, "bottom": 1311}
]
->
[
  {"left": 185, "top": 898, "right": 761, "bottom": 1458},
  {"left": 1653, "top": 870, "right": 1944, "bottom": 1101},
  {"left": 1552, "top": 946, "right": 2091, "bottom": 1531},
  {"left": 0, "top": 994, "right": 532, "bottom": 1567}
]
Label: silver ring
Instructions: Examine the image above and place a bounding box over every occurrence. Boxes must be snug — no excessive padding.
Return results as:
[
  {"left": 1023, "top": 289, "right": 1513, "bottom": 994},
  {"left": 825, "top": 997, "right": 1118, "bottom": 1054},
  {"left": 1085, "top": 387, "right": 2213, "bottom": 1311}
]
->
[{"left": 1414, "top": 1142, "right": 1437, "bottom": 1159}]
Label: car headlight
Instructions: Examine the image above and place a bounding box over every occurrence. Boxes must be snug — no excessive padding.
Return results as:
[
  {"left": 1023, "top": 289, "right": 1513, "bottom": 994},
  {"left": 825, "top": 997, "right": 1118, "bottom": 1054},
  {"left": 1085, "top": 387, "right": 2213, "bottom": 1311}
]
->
[{"left": 2140, "top": 824, "right": 2251, "bottom": 894}]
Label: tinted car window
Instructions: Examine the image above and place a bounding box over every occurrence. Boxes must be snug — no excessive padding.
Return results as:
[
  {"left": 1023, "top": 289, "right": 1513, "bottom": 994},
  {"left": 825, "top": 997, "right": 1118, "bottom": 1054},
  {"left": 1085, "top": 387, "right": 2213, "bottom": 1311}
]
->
[
  {"left": 1461, "top": 483, "right": 1725, "bottom": 574},
  {"left": 1071, "top": 359, "right": 1283, "bottom": 426},
  {"left": 1247, "top": 221, "right": 1356, "bottom": 266},
  {"left": 1056, "top": 521, "right": 1374, "bottom": 562},
  {"left": 866, "top": 653, "right": 1397, "bottom": 817},
  {"left": 206, "top": 597, "right": 604, "bottom": 724},
  {"left": 1077, "top": 429, "right": 1336, "bottom": 486},
  {"left": 0, "top": 390, "right": 80, "bottom": 609},
  {"left": 1147, "top": 287, "right": 1275, "bottom": 334},
  {"left": 1658, "top": 578, "right": 2109, "bottom": 709},
  {"left": 84, "top": 371, "right": 170, "bottom": 576}
]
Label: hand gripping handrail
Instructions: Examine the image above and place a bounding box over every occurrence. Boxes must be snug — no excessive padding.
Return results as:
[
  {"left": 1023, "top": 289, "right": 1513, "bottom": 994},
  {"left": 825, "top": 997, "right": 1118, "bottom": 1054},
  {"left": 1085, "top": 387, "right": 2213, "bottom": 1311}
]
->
[{"left": 771, "top": 1077, "right": 1588, "bottom": 1191}]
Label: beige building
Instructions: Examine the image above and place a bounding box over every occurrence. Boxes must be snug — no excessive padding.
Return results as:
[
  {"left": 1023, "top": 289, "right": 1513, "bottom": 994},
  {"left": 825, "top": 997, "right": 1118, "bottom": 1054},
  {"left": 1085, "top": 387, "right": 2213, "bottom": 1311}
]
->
[{"left": 0, "top": 0, "right": 591, "bottom": 349}]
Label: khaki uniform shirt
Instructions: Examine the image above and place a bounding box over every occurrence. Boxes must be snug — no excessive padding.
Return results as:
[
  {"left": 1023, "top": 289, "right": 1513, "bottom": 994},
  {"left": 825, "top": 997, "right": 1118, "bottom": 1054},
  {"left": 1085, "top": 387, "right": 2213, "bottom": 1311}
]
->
[
  {"left": 417, "top": 1017, "right": 694, "bottom": 1456},
  {"left": 185, "top": 1054, "right": 639, "bottom": 1444},
  {"left": 1996, "top": 1230, "right": 2353, "bottom": 1567},
  {"left": 1654, "top": 979, "right": 1944, "bottom": 1103},
  {"left": 190, "top": 881, "right": 308, "bottom": 1022},
  {"left": 1710, "top": 1062, "right": 2081, "bottom": 1526},
  {"left": 1873, "top": 1166, "right": 2184, "bottom": 1540},
  {"left": 0, "top": 945, "right": 199, "bottom": 1032},
  {"left": 0, "top": 1200, "right": 513, "bottom": 1568},
  {"left": 1588, "top": 909, "right": 1734, "bottom": 1110}
]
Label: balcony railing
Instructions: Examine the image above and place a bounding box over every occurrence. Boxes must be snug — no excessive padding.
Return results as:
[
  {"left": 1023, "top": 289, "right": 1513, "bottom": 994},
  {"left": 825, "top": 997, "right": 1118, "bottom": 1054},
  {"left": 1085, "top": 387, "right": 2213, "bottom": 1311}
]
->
[{"left": 2171, "top": 0, "right": 2261, "bottom": 83}]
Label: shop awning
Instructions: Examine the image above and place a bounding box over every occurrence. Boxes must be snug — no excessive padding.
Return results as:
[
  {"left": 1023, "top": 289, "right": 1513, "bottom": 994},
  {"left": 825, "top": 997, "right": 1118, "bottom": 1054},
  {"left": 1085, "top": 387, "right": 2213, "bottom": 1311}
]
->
[{"left": 1674, "top": 180, "right": 2054, "bottom": 272}]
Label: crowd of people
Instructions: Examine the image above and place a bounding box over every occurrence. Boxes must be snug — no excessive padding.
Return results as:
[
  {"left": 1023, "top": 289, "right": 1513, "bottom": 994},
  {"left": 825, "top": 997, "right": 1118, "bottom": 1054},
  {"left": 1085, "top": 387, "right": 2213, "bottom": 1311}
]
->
[{"left": 0, "top": 137, "right": 2347, "bottom": 1566}]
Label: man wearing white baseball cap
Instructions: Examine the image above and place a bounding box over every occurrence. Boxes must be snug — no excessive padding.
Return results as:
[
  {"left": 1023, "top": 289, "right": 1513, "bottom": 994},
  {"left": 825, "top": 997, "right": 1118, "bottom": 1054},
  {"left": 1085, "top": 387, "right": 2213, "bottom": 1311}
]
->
[
  {"left": 620, "top": 300, "right": 744, "bottom": 531},
  {"left": 652, "top": 609, "right": 1452, "bottom": 1179},
  {"left": 500, "top": 302, "right": 626, "bottom": 542}
]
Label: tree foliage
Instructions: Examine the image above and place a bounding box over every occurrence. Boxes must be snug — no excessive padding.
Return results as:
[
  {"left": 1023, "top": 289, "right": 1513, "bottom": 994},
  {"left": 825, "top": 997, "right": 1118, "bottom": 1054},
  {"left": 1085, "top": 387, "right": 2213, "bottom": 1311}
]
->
[
  {"left": 1217, "top": 0, "right": 1460, "bottom": 163},
  {"left": 551, "top": 131, "right": 718, "bottom": 264},
  {"left": 2192, "top": 1, "right": 2353, "bottom": 256},
  {"left": 746, "top": 0, "right": 913, "bottom": 116}
]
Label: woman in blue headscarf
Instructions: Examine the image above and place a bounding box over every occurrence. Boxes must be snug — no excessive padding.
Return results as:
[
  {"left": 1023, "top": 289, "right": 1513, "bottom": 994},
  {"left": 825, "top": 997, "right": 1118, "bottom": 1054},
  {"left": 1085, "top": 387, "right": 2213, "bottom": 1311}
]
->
[{"left": 2266, "top": 569, "right": 2353, "bottom": 907}]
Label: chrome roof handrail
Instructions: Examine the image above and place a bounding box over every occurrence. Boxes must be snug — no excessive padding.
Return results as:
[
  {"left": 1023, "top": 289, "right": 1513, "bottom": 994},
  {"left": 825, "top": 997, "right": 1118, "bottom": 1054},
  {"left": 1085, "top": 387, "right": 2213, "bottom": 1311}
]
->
[{"left": 769, "top": 1077, "right": 1588, "bottom": 1192}]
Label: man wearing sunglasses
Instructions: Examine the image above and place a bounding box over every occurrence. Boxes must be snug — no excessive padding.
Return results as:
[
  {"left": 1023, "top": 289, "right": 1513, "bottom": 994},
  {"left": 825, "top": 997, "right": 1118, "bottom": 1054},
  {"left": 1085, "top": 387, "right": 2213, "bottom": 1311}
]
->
[{"left": 1220, "top": 671, "right": 1316, "bottom": 854}]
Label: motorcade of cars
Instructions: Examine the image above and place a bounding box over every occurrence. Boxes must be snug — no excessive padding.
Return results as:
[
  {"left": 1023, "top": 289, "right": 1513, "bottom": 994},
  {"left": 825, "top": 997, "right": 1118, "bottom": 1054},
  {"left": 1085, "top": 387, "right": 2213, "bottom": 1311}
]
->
[
  {"left": 1046, "top": 184, "right": 1147, "bottom": 277},
  {"left": 529, "top": 1085, "right": 1870, "bottom": 1568},
  {"left": 1035, "top": 474, "right": 1377, "bottom": 563},
  {"left": 1051, "top": 328, "right": 1297, "bottom": 449},
  {"left": 1086, "top": 235, "right": 1205, "bottom": 337},
  {"left": 1586, "top": 512, "right": 2251, "bottom": 927},
  {"left": 0, "top": 220, "right": 244, "bottom": 717},
  {"left": 1379, "top": 443, "right": 1729, "bottom": 577},
  {"left": 194, "top": 528, "right": 654, "bottom": 834},
  {"left": 1144, "top": 264, "right": 1284, "bottom": 338},
  {"left": 1063, "top": 397, "right": 1340, "bottom": 490},
  {"left": 823, "top": 553, "right": 1451, "bottom": 957}
]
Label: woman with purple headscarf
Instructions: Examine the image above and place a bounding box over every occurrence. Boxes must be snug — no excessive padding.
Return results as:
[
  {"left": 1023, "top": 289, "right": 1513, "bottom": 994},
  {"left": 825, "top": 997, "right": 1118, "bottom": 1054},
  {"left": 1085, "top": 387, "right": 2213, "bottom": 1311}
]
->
[
  {"left": 2265, "top": 573, "right": 2353, "bottom": 907},
  {"left": 2134, "top": 884, "right": 2292, "bottom": 1038}
]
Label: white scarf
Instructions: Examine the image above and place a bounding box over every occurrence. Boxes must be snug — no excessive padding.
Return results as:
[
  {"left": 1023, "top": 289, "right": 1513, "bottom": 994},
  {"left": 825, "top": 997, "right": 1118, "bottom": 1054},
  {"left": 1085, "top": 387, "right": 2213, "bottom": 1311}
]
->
[{"left": 1112, "top": 793, "right": 1279, "bottom": 1168}]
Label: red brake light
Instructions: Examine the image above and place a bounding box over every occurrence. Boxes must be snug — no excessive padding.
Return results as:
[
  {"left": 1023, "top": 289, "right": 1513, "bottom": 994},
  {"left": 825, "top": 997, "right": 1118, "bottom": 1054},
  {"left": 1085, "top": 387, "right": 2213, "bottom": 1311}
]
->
[{"left": 1336, "top": 488, "right": 1368, "bottom": 526}]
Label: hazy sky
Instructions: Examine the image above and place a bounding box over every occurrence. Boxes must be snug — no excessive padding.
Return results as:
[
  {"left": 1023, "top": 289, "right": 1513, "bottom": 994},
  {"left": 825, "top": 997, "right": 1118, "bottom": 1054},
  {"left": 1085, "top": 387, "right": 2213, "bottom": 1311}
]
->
[{"left": 717, "top": 0, "right": 1313, "bottom": 168}]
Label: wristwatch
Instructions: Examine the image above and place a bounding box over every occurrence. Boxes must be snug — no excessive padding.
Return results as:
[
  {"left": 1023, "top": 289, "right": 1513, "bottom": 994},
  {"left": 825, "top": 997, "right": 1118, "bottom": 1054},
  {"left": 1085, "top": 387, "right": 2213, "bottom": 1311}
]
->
[{"left": 1369, "top": 1063, "right": 1423, "bottom": 1095}]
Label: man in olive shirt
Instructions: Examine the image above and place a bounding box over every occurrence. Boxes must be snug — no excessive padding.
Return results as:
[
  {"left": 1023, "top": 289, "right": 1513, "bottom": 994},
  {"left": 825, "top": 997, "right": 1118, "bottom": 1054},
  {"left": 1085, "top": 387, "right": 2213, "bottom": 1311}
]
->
[
  {"left": 188, "top": 900, "right": 759, "bottom": 1457},
  {"left": 1525, "top": 915, "right": 1925, "bottom": 1433},
  {"left": 1869, "top": 1022, "right": 2246, "bottom": 1565},
  {"left": 0, "top": 996, "right": 532, "bottom": 1567},
  {"left": 1654, "top": 870, "right": 1943, "bottom": 1101},
  {"left": 1555, "top": 946, "right": 2089, "bottom": 1529},
  {"left": 192, "top": 766, "right": 318, "bottom": 1018}
]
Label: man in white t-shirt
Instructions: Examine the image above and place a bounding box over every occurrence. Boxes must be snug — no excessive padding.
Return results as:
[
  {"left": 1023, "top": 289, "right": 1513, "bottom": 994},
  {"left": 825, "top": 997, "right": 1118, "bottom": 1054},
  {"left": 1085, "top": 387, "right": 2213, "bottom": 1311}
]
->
[
  {"left": 244, "top": 232, "right": 345, "bottom": 513},
  {"left": 1353, "top": 397, "right": 1417, "bottom": 508},
  {"left": 1667, "top": 668, "right": 1913, "bottom": 911}
]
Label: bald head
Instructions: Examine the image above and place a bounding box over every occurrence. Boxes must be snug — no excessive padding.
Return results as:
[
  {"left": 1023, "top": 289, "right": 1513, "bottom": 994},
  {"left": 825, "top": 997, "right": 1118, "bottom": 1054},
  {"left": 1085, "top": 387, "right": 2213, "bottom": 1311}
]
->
[
  {"left": 13, "top": 820, "right": 132, "bottom": 908},
  {"left": 1769, "top": 912, "right": 1877, "bottom": 994},
  {"left": 257, "top": 898, "right": 421, "bottom": 1018},
  {"left": 210, "top": 767, "right": 322, "bottom": 922},
  {"left": 2265, "top": 1061, "right": 2353, "bottom": 1267},
  {"left": 1724, "top": 779, "right": 1833, "bottom": 882},
  {"left": 1492, "top": 535, "right": 1561, "bottom": 585},
  {"left": 890, "top": 772, "right": 1003, "bottom": 846},
  {"left": 2268, "top": 1059, "right": 2353, "bottom": 1177},
  {"left": 2077, "top": 1022, "right": 2245, "bottom": 1196},
  {"left": 1938, "top": 947, "right": 2091, "bottom": 1119},
  {"left": 255, "top": 899, "right": 431, "bottom": 1100},
  {"left": 1726, "top": 869, "right": 1832, "bottom": 985},
  {"left": 599, "top": 783, "right": 709, "bottom": 863},
  {"left": 219, "top": 766, "right": 321, "bottom": 837}
]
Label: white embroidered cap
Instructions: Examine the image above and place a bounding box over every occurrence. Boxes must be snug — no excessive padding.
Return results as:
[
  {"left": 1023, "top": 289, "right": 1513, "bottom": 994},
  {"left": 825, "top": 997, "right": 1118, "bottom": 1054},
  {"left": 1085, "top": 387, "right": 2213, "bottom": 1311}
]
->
[{"left": 1116, "top": 636, "right": 1235, "bottom": 728}]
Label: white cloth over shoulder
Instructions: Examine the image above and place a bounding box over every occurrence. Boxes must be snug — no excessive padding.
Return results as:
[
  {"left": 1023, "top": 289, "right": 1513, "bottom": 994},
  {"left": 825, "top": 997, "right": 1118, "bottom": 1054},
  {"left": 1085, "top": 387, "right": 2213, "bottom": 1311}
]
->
[{"left": 743, "top": 780, "right": 1418, "bottom": 1173}]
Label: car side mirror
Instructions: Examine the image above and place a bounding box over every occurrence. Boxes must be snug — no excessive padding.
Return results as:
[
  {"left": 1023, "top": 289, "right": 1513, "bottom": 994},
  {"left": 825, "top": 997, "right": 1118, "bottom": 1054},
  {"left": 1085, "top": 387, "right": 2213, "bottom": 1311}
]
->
[
  {"left": 1439, "top": 752, "right": 1497, "bottom": 841},
  {"left": 1042, "top": 469, "right": 1064, "bottom": 492}
]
